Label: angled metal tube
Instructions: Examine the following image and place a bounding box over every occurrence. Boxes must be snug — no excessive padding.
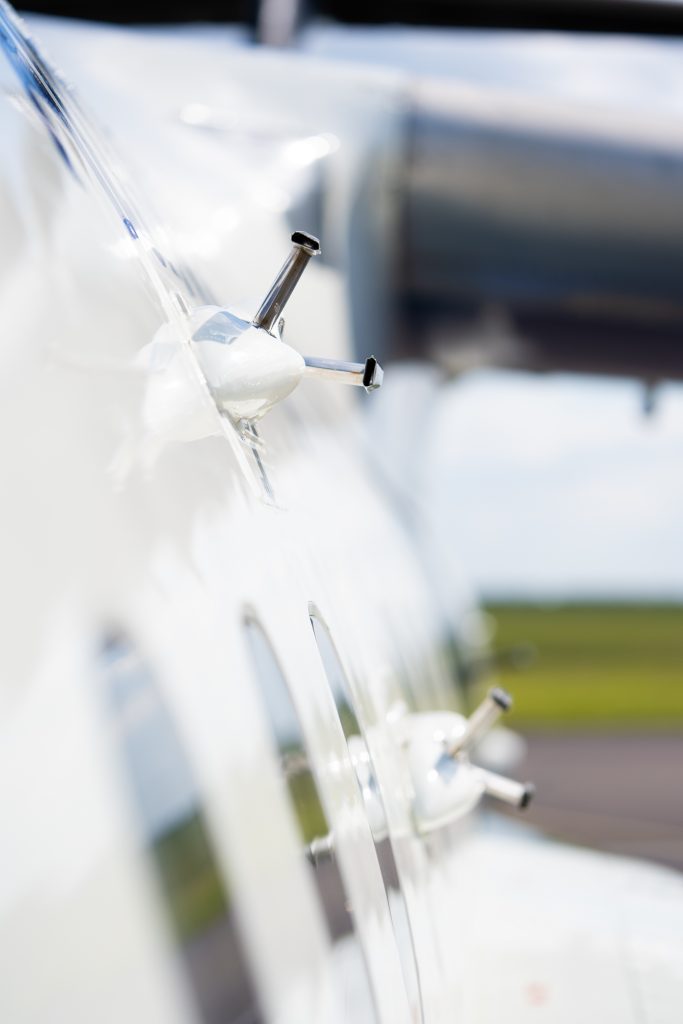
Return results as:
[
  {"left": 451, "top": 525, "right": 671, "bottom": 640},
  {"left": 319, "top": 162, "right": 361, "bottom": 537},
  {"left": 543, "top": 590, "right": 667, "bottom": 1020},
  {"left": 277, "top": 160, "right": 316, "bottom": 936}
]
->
[
  {"left": 252, "top": 231, "right": 320, "bottom": 333},
  {"left": 449, "top": 687, "right": 512, "bottom": 756},
  {"left": 303, "top": 355, "right": 384, "bottom": 392}
]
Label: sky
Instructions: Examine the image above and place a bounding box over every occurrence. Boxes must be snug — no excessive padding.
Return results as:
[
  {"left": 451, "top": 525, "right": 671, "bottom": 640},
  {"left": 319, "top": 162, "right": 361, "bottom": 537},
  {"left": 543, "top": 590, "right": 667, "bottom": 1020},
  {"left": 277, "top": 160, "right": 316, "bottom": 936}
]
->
[
  {"left": 429, "top": 372, "right": 683, "bottom": 602},
  {"left": 305, "top": 25, "right": 683, "bottom": 604}
]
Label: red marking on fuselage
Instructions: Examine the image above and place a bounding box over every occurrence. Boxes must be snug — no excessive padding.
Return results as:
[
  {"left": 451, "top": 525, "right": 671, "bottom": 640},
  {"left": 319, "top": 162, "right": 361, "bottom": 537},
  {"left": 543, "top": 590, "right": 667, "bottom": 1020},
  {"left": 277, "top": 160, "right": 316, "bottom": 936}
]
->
[{"left": 526, "top": 982, "right": 549, "bottom": 1007}]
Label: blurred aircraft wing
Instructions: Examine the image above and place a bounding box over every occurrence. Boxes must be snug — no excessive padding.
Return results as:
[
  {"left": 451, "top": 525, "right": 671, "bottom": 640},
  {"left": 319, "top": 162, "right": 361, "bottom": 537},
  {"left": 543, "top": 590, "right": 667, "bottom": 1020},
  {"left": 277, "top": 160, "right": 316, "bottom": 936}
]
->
[{"left": 395, "top": 75, "right": 683, "bottom": 381}]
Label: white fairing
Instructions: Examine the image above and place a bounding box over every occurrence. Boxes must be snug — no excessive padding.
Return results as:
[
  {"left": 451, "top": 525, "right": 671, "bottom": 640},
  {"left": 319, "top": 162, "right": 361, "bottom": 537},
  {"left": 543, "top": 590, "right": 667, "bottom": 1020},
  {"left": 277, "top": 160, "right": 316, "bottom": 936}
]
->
[{"left": 0, "top": 10, "right": 681, "bottom": 1024}]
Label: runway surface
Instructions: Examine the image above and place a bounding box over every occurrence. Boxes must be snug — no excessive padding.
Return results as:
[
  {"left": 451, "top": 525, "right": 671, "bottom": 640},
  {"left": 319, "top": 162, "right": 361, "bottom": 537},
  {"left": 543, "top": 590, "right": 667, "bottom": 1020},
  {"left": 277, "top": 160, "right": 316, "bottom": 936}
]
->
[{"left": 512, "top": 732, "right": 683, "bottom": 872}]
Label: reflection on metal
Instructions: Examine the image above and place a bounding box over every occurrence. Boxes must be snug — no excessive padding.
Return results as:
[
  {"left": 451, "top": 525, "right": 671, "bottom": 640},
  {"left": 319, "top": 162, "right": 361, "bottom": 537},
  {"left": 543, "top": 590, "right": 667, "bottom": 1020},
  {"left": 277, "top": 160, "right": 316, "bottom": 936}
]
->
[
  {"left": 478, "top": 767, "right": 535, "bottom": 810},
  {"left": 251, "top": 232, "right": 384, "bottom": 394},
  {"left": 100, "top": 634, "right": 261, "bottom": 1024},
  {"left": 243, "top": 617, "right": 378, "bottom": 1013},
  {"left": 166, "top": 231, "right": 382, "bottom": 435},
  {"left": 252, "top": 231, "right": 320, "bottom": 334},
  {"left": 189, "top": 306, "right": 306, "bottom": 423},
  {"left": 449, "top": 686, "right": 512, "bottom": 757},
  {"left": 347, "top": 734, "right": 389, "bottom": 842},
  {"left": 304, "top": 355, "right": 384, "bottom": 392},
  {"left": 306, "top": 832, "right": 336, "bottom": 866},
  {"left": 404, "top": 691, "right": 535, "bottom": 833},
  {"left": 309, "top": 613, "right": 423, "bottom": 1021}
]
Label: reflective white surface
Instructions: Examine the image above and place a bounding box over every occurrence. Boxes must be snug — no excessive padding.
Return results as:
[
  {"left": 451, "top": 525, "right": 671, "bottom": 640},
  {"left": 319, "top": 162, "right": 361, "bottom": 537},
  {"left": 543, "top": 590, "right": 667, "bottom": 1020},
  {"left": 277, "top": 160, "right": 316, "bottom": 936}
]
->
[{"left": 0, "top": 9, "right": 681, "bottom": 1024}]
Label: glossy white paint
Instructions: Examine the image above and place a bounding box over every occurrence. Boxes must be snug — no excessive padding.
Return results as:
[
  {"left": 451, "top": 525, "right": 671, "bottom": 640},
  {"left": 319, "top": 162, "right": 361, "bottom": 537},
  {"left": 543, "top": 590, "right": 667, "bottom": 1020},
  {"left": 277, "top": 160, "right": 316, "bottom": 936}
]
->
[
  {"left": 0, "top": 10, "right": 682, "bottom": 1024},
  {"left": 403, "top": 712, "right": 483, "bottom": 832},
  {"left": 192, "top": 315, "right": 304, "bottom": 421},
  {"left": 140, "top": 305, "right": 306, "bottom": 433}
]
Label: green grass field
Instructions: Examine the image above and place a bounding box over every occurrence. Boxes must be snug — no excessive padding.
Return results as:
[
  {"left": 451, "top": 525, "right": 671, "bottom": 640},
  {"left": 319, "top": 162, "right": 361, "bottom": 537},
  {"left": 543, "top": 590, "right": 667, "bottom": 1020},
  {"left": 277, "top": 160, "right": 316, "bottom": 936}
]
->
[{"left": 482, "top": 604, "right": 683, "bottom": 729}]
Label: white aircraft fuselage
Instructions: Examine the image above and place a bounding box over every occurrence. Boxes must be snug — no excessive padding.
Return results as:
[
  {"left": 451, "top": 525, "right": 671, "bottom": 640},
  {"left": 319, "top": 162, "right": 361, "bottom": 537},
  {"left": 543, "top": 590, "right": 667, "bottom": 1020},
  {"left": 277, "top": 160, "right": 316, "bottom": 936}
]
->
[{"left": 0, "top": 8, "right": 681, "bottom": 1022}]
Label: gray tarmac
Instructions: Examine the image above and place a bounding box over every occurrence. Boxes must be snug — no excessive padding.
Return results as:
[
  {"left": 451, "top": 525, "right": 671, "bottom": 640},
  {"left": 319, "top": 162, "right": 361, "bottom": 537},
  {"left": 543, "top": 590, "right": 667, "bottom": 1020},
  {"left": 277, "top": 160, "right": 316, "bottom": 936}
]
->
[{"left": 511, "top": 731, "right": 683, "bottom": 872}]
